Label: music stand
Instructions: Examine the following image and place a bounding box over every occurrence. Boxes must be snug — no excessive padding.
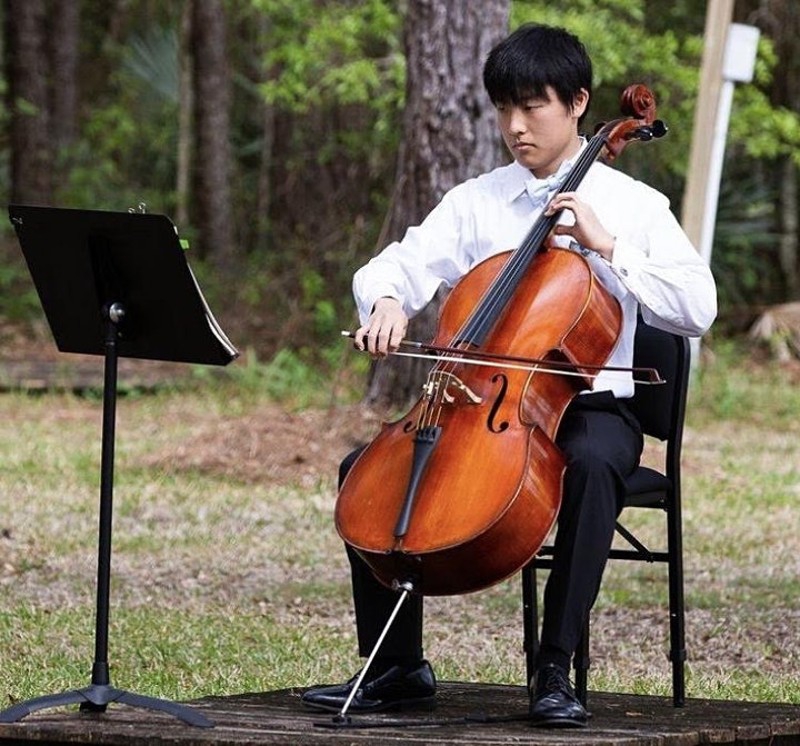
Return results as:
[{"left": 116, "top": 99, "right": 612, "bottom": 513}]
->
[{"left": 0, "top": 205, "right": 239, "bottom": 728}]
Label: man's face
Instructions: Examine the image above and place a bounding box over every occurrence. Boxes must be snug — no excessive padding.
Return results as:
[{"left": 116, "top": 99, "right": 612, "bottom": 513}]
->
[{"left": 495, "top": 86, "right": 588, "bottom": 178}]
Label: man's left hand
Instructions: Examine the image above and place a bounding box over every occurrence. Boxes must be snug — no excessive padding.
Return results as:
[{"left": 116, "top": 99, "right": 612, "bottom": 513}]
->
[{"left": 545, "top": 192, "right": 615, "bottom": 261}]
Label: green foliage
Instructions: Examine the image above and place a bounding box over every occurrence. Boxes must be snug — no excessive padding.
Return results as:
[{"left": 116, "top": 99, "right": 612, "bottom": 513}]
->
[
  {"left": 229, "top": 347, "right": 325, "bottom": 404},
  {"left": 0, "top": 267, "right": 38, "bottom": 319},
  {"left": 0, "top": 244, "right": 39, "bottom": 320},
  {"left": 223, "top": 342, "right": 367, "bottom": 407},
  {"left": 300, "top": 268, "right": 340, "bottom": 338},
  {"left": 711, "top": 154, "right": 783, "bottom": 312},
  {"left": 0, "top": 83, "right": 8, "bottom": 209},
  {"left": 256, "top": 0, "right": 402, "bottom": 112},
  {"left": 730, "top": 89, "right": 800, "bottom": 165},
  {"left": 512, "top": 0, "right": 700, "bottom": 188},
  {"left": 122, "top": 25, "right": 180, "bottom": 103},
  {"left": 719, "top": 37, "right": 800, "bottom": 166},
  {"left": 250, "top": 0, "right": 404, "bottom": 187},
  {"left": 56, "top": 26, "right": 180, "bottom": 213}
]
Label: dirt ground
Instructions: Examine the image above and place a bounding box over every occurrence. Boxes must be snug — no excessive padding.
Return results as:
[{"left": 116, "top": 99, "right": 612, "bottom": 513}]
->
[{"left": 145, "top": 400, "right": 382, "bottom": 490}]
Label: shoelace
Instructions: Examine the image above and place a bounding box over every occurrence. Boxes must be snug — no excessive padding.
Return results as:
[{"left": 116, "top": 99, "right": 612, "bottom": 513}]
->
[{"left": 537, "top": 666, "right": 571, "bottom": 695}]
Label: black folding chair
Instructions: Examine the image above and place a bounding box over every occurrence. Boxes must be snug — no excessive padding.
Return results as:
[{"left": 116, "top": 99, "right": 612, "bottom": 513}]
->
[{"left": 522, "top": 319, "right": 691, "bottom": 707}]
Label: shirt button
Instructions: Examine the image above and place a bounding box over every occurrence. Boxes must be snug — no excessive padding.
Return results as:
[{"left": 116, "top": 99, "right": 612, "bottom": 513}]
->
[{"left": 620, "top": 267, "right": 628, "bottom": 277}]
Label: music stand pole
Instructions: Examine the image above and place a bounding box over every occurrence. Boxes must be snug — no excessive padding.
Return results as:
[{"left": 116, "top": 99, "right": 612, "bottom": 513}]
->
[
  {"left": 90, "top": 302, "right": 123, "bottom": 698},
  {"left": 0, "top": 303, "right": 212, "bottom": 728}
]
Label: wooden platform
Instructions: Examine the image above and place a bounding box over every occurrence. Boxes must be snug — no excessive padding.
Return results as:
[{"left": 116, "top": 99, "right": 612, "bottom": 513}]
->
[{"left": 1, "top": 682, "right": 799, "bottom": 745}]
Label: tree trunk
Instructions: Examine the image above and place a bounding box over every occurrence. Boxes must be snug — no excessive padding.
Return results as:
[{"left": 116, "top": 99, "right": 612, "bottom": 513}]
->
[
  {"left": 365, "top": 0, "right": 510, "bottom": 408},
  {"left": 255, "top": 13, "right": 276, "bottom": 253},
  {"left": 191, "top": 0, "right": 235, "bottom": 272},
  {"left": 778, "top": 155, "right": 799, "bottom": 299},
  {"left": 768, "top": 0, "right": 800, "bottom": 300},
  {"left": 176, "top": 1, "right": 193, "bottom": 228},
  {"left": 49, "top": 0, "right": 80, "bottom": 152},
  {"left": 6, "top": 0, "right": 52, "bottom": 205}
]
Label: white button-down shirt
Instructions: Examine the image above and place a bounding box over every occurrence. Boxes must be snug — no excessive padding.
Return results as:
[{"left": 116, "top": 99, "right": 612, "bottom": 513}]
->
[{"left": 353, "top": 158, "right": 717, "bottom": 397}]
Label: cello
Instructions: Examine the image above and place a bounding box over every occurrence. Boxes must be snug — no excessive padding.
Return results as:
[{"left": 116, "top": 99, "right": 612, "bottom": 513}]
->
[{"left": 336, "top": 84, "right": 667, "bottom": 598}]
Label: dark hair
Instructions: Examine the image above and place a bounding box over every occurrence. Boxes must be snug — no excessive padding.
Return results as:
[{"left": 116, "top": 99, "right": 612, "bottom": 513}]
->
[{"left": 483, "top": 23, "right": 593, "bottom": 125}]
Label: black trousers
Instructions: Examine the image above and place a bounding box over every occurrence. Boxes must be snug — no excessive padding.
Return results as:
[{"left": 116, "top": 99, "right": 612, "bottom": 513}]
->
[{"left": 340, "top": 390, "right": 643, "bottom": 669}]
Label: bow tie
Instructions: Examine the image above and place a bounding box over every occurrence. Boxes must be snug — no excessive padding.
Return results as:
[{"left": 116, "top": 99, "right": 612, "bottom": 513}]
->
[{"left": 526, "top": 170, "right": 569, "bottom": 210}]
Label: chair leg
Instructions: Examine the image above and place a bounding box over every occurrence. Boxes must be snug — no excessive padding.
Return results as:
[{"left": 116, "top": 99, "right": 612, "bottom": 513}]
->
[
  {"left": 521, "top": 562, "right": 539, "bottom": 693},
  {"left": 573, "top": 618, "right": 590, "bottom": 707},
  {"left": 667, "top": 499, "right": 686, "bottom": 707}
]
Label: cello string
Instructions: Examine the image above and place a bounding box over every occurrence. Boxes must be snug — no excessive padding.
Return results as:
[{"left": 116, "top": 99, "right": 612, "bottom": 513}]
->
[{"left": 446, "top": 133, "right": 607, "bottom": 352}]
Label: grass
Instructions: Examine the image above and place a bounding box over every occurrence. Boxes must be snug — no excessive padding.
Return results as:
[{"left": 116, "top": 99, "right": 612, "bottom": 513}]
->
[{"left": 0, "top": 340, "right": 798, "bottom": 710}]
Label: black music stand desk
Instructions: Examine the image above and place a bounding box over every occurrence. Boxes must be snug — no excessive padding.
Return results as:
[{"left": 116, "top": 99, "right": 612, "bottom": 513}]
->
[{"left": 0, "top": 205, "right": 240, "bottom": 728}]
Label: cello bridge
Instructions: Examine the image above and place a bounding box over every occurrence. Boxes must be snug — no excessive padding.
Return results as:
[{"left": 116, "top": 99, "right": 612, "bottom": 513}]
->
[{"left": 421, "top": 371, "right": 482, "bottom": 406}]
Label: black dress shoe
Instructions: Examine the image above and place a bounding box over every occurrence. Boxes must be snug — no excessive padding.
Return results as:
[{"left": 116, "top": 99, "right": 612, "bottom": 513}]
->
[
  {"left": 529, "top": 663, "right": 589, "bottom": 728},
  {"left": 301, "top": 660, "right": 436, "bottom": 713}
]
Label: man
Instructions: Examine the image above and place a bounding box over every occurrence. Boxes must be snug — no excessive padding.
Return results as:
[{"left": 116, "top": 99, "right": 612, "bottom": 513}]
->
[{"left": 301, "top": 23, "right": 716, "bottom": 728}]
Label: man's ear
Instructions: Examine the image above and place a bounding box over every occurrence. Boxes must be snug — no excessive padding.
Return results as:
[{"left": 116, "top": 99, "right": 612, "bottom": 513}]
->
[{"left": 572, "top": 88, "right": 590, "bottom": 120}]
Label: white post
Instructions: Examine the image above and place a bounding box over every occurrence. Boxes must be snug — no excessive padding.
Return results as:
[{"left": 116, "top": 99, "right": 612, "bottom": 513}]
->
[
  {"left": 690, "top": 23, "right": 760, "bottom": 365},
  {"left": 698, "top": 23, "right": 761, "bottom": 267}
]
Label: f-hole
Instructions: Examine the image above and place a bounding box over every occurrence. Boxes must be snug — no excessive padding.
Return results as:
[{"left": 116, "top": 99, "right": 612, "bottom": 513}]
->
[{"left": 487, "top": 373, "right": 509, "bottom": 433}]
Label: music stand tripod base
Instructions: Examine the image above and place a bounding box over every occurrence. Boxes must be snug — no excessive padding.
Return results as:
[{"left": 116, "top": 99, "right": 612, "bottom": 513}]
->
[{"left": 0, "top": 684, "right": 212, "bottom": 728}]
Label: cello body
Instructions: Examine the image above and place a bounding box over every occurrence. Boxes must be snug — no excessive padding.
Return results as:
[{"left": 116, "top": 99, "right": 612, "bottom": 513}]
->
[{"left": 335, "top": 248, "right": 621, "bottom": 595}]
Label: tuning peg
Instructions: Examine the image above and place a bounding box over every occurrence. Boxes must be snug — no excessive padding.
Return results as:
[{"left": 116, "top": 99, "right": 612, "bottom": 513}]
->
[{"left": 651, "top": 120, "right": 668, "bottom": 138}]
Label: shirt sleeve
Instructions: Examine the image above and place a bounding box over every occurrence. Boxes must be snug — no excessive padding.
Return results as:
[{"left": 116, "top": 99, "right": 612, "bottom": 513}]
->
[
  {"left": 606, "top": 189, "right": 717, "bottom": 337},
  {"left": 352, "top": 187, "right": 474, "bottom": 325}
]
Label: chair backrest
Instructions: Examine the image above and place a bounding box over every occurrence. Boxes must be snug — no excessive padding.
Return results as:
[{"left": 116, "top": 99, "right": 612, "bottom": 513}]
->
[{"left": 626, "top": 320, "right": 691, "bottom": 443}]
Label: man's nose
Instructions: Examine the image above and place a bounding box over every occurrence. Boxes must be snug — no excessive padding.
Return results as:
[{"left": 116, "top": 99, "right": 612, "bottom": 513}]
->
[{"left": 507, "top": 107, "right": 526, "bottom": 134}]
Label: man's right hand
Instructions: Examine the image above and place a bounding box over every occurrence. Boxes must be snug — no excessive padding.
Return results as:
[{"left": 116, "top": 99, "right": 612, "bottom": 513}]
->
[{"left": 353, "top": 297, "right": 408, "bottom": 357}]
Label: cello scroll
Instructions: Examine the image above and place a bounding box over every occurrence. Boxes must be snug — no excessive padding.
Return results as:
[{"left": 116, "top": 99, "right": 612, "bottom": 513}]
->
[{"left": 599, "top": 84, "right": 668, "bottom": 163}]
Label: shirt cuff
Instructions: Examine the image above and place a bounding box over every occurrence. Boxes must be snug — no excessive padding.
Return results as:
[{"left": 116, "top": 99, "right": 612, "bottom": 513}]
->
[{"left": 608, "top": 236, "right": 644, "bottom": 282}]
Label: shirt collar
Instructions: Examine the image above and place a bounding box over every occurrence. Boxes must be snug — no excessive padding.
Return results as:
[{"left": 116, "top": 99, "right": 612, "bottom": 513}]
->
[{"left": 503, "top": 138, "right": 588, "bottom": 204}]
